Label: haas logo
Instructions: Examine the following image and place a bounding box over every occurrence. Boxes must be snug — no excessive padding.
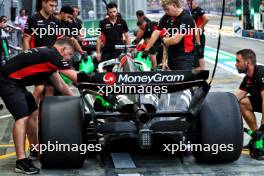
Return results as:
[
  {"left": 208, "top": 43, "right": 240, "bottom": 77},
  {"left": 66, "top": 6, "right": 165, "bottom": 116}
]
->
[{"left": 103, "top": 73, "right": 116, "bottom": 85}]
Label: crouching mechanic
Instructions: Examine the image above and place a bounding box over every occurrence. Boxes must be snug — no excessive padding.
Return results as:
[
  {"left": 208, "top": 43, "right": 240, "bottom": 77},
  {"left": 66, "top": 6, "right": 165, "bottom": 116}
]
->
[
  {"left": 234, "top": 49, "right": 264, "bottom": 146},
  {"left": 0, "top": 37, "right": 87, "bottom": 174}
]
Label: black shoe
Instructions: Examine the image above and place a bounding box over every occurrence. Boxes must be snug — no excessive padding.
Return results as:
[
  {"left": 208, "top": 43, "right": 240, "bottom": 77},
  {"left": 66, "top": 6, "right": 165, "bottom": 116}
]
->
[
  {"left": 15, "top": 158, "right": 40, "bottom": 175},
  {"left": 28, "top": 148, "right": 39, "bottom": 161}
]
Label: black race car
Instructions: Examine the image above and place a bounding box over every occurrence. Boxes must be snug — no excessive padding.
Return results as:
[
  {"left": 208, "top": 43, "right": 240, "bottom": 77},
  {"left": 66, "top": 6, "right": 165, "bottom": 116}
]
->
[{"left": 39, "top": 45, "right": 243, "bottom": 168}]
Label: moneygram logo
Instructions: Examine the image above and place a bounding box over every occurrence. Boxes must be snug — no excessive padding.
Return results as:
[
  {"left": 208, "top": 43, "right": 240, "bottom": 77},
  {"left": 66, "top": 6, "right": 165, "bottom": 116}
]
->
[
  {"left": 103, "top": 73, "right": 116, "bottom": 85},
  {"left": 118, "top": 73, "right": 185, "bottom": 84}
]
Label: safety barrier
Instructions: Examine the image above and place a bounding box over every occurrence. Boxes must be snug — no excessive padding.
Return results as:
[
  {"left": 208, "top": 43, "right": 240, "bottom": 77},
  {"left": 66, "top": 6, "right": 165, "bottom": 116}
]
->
[{"left": 242, "top": 30, "right": 264, "bottom": 40}]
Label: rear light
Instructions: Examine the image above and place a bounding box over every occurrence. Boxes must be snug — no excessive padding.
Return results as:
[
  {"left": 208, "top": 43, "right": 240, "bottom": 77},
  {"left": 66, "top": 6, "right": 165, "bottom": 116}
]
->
[{"left": 82, "top": 41, "right": 89, "bottom": 46}]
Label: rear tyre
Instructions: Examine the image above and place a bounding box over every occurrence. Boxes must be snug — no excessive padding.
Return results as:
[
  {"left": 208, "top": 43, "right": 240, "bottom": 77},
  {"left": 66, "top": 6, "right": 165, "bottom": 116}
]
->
[
  {"left": 193, "top": 92, "right": 243, "bottom": 163},
  {"left": 39, "top": 96, "right": 85, "bottom": 168}
]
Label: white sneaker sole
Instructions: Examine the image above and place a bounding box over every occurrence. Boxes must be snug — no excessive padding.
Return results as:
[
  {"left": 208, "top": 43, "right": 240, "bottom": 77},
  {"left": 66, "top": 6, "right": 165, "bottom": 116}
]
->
[{"left": 15, "top": 168, "right": 39, "bottom": 175}]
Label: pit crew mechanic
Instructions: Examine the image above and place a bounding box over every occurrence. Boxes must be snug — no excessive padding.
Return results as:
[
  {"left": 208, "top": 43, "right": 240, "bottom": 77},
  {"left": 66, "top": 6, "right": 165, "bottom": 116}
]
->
[
  {"left": 23, "top": 0, "right": 63, "bottom": 105},
  {"left": 187, "top": 0, "right": 209, "bottom": 70},
  {"left": 0, "top": 37, "right": 82, "bottom": 174},
  {"left": 96, "top": 2, "right": 131, "bottom": 63},
  {"left": 23, "top": 1, "right": 84, "bottom": 102},
  {"left": 142, "top": 0, "right": 196, "bottom": 71},
  {"left": 134, "top": 19, "right": 159, "bottom": 69},
  {"left": 235, "top": 49, "right": 264, "bottom": 133}
]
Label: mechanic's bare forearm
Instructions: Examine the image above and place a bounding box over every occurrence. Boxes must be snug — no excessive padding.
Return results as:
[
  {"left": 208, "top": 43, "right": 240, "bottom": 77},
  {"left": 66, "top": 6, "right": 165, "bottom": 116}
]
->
[
  {"left": 96, "top": 36, "right": 102, "bottom": 54},
  {"left": 23, "top": 35, "right": 31, "bottom": 50},
  {"left": 59, "top": 84, "right": 74, "bottom": 96},
  {"left": 124, "top": 33, "right": 131, "bottom": 45},
  {"left": 163, "top": 35, "right": 183, "bottom": 46},
  {"left": 200, "top": 15, "right": 209, "bottom": 30},
  {"left": 50, "top": 72, "right": 74, "bottom": 96},
  {"left": 162, "top": 44, "right": 167, "bottom": 65},
  {"left": 135, "top": 29, "right": 144, "bottom": 43},
  {"left": 145, "top": 30, "right": 160, "bottom": 51},
  {"left": 71, "top": 37, "right": 84, "bottom": 54},
  {"left": 195, "top": 27, "right": 201, "bottom": 43},
  {"left": 59, "top": 69, "right": 78, "bottom": 83}
]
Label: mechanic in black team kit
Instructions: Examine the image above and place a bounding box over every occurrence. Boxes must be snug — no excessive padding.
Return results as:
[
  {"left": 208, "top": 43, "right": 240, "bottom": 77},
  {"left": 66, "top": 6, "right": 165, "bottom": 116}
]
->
[
  {"left": 0, "top": 37, "right": 80, "bottom": 174},
  {"left": 187, "top": 0, "right": 209, "bottom": 70},
  {"left": 96, "top": 3, "right": 131, "bottom": 63},
  {"left": 23, "top": 0, "right": 61, "bottom": 104},
  {"left": 134, "top": 19, "right": 159, "bottom": 69},
  {"left": 235, "top": 49, "right": 264, "bottom": 133},
  {"left": 143, "top": 0, "right": 196, "bottom": 70},
  {"left": 136, "top": 10, "right": 151, "bottom": 23}
]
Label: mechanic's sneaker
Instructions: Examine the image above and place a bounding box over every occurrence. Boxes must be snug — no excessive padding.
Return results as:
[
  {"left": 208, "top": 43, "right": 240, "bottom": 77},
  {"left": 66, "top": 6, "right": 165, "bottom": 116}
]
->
[
  {"left": 28, "top": 148, "right": 39, "bottom": 161},
  {"left": 15, "top": 158, "right": 40, "bottom": 175}
]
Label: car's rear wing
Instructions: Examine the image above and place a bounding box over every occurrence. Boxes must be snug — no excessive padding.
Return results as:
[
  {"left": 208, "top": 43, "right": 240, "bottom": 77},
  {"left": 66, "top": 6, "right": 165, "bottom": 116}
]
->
[{"left": 78, "top": 70, "right": 210, "bottom": 94}]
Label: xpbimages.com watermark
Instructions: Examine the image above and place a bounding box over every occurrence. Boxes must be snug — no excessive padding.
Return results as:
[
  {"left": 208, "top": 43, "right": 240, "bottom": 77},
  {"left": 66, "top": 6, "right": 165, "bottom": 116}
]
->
[
  {"left": 95, "top": 72, "right": 187, "bottom": 95},
  {"left": 161, "top": 24, "right": 219, "bottom": 38},
  {"left": 27, "top": 24, "right": 220, "bottom": 39},
  {"left": 27, "top": 26, "right": 101, "bottom": 38},
  {"left": 31, "top": 141, "right": 102, "bottom": 155},
  {"left": 163, "top": 141, "right": 234, "bottom": 155}
]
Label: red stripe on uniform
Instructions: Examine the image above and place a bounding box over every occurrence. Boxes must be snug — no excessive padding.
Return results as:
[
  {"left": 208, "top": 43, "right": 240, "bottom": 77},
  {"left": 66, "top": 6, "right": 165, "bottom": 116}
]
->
[
  {"left": 9, "top": 63, "right": 59, "bottom": 79},
  {"left": 102, "top": 33, "right": 106, "bottom": 45},
  {"left": 196, "top": 17, "right": 203, "bottom": 28},
  {"left": 183, "top": 35, "right": 194, "bottom": 53}
]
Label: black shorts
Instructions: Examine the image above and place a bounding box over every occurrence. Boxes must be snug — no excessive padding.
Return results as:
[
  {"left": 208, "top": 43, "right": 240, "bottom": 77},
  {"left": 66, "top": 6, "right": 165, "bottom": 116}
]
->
[
  {"left": 248, "top": 96, "right": 262, "bottom": 113},
  {"left": 0, "top": 74, "right": 37, "bottom": 120}
]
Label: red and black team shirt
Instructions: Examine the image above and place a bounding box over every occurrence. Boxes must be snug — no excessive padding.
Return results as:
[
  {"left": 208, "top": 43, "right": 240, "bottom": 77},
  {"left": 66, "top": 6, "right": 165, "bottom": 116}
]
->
[
  {"left": 142, "top": 21, "right": 158, "bottom": 40},
  {"left": 158, "top": 11, "right": 195, "bottom": 57},
  {"left": 239, "top": 65, "right": 264, "bottom": 99},
  {"left": 99, "top": 17, "right": 129, "bottom": 51},
  {"left": 1, "top": 47, "right": 71, "bottom": 86},
  {"left": 24, "top": 13, "right": 61, "bottom": 48},
  {"left": 191, "top": 7, "right": 205, "bottom": 30}
]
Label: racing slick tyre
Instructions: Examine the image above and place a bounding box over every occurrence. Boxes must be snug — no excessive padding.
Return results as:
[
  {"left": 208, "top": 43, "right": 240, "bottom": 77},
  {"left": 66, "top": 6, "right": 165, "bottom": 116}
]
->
[
  {"left": 193, "top": 92, "right": 243, "bottom": 163},
  {"left": 39, "top": 96, "right": 85, "bottom": 168}
]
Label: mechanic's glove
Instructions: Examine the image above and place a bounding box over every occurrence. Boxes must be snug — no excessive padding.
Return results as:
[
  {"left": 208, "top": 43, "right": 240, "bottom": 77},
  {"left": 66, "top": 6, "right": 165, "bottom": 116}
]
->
[
  {"left": 132, "top": 39, "right": 139, "bottom": 45},
  {"left": 81, "top": 51, "right": 88, "bottom": 62},
  {"left": 77, "top": 72, "right": 95, "bottom": 82},
  {"left": 251, "top": 125, "right": 264, "bottom": 141},
  {"left": 196, "top": 43, "right": 203, "bottom": 59},
  {"left": 141, "top": 50, "right": 150, "bottom": 59},
  {"left": 259, "top": 124, "right": 264, "bottom": 132}
]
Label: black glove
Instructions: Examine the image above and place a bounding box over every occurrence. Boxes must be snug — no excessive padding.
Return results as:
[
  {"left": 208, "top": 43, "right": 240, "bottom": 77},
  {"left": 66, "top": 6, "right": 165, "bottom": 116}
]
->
[
  {"left": 132, "top": 39, "right": 139, "bottom": 45},
  {"left": 259, "top": 124, "right": 264, "bottom": 131},
  {"left": 81, "top": 51, "right": 88, "bottom": 62},
  {"left": 251, "top": 125, "right": 264, "bottom": 141},
  {"left": 77, "top": 72, "right": 95, "bottom": 82},
  {"left": 196, "top": 44, "right": 203, "bottom": 59},
  {"left": 141, "top": 50, "right": 149, "bottom": 59}
]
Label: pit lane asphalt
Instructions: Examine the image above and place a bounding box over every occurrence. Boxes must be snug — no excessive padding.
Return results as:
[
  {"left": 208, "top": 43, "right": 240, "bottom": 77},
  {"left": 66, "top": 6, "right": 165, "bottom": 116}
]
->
[{"left": 0, "top": 15, "right": 264, "bottom": 175}]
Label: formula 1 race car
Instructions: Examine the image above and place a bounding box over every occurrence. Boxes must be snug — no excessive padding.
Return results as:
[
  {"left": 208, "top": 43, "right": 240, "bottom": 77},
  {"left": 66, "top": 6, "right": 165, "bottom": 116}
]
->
[{"left": 39, "top": 45, "right": 243, "bottom": 168}]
